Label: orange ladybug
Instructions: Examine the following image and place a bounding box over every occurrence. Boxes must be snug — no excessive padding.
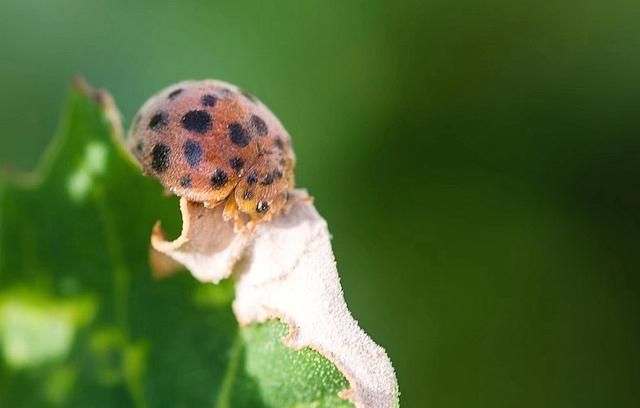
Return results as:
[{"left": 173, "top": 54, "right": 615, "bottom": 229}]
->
[{"left": 127, "top": 80, "right": 295, "bottom": 225}]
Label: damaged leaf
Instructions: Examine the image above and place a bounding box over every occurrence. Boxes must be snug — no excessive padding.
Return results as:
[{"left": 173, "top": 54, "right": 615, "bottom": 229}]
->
[{"left": 153, "top": 195, "right": 399, "bottom": 408}]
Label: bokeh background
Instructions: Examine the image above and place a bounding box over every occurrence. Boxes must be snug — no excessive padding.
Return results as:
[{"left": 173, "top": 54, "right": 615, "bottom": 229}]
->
[{"left": 1, "top": 0, "right": 639, "bottom": 406}]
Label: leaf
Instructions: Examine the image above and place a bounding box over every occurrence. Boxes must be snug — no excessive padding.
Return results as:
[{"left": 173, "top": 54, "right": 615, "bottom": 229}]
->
[
  {"left": 0, "top": 79, "right": 369, "bottom": 407},
  {"left": 152, "top": 196, "right": 399, "bottom": 408}
]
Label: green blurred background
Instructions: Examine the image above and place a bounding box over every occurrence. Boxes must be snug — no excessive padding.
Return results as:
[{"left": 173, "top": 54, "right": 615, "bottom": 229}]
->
[{"left": 1, "top": 0, "right": 639, "bottom": 406}]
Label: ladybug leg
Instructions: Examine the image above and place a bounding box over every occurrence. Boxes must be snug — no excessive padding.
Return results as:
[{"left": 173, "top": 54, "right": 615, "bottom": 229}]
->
[
  {"left": 203, "top": 199, "right": 224, "bottom": 209},
  {"left": 223, "top": 193, "right": 255, "bottom": 232},
  {"left": 222, "top": 194, "right": 239, "bottom": 221}
]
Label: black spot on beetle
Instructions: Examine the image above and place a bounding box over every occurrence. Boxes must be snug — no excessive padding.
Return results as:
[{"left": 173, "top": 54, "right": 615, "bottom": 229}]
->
[
  {"left": 250, "top": 115, "right": 268, "bottom": 136},
  {"left": 182, "top": 110, "right": 212, "bottom": 133},
  {"left": 183, "top": 140, "right": 203, "bottom": 168},
  {"left": 168, "top": 88, "right": 184, "bottom": 99},
  {"left": 275, "top": 137, "right": 285, "bottom": 150},
  {"left": 273, "top": 169, "right": 283, "bottom": 179},
  {"left": 211, "top": 169, "right": 228, "bottom": 188},
  {"left": 148, "top": 111, "right": 168, "bottom": 130},
  {"left": 247, "top": 170, "right": 258, "bottom": 185},
  {"left": 180, "top": 175, "right": 192, "bottom": 188},
  {"left": 256, "top": 201, "right": 270, "bottom": 213},
  {"left": 228, "top": 123, "right": 251, "bottom": 147},
  {"left": 151, "top": 144, "right": 171, "bottom": 173},
  {"left": 242, "top": 190, "right": 253, "bottom": 200},
  {"left": 136, "top": 141, "right": 144, "bottom": 153},
  {"left": 261, "top": 173, "right": 274, "bottom": 185},
  {"left": 230, "top": 157, "right": 244, "bottom": 171},
  {"left": 201, "top": 94, "right": 217, "bottom": 107}
]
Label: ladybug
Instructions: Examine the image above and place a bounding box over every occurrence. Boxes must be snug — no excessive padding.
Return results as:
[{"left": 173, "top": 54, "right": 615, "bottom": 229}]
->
[{"left": 127, "top": 80, "right": 295, "bottom": 226}]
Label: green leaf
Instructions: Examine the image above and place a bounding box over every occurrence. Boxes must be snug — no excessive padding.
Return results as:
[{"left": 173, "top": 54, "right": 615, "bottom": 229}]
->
[{"left": 0, "top": 80, "right": 353, "bottom": 407}]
